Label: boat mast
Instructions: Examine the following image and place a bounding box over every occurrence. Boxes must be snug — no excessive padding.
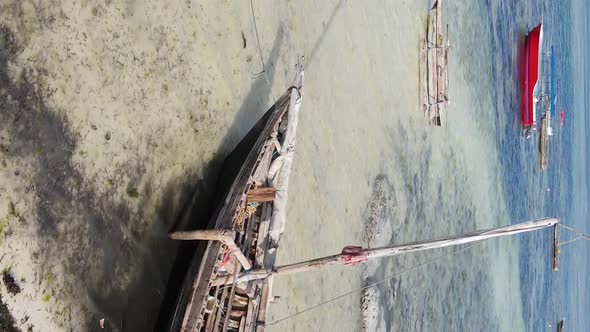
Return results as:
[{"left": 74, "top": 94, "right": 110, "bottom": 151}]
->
[{"left": 205, "top": 218, "right": 558, "bottom": 286}]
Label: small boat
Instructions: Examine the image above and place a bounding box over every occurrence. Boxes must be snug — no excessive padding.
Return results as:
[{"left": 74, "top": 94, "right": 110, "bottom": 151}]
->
[
  {"left": 162, "top": 66, "right": 304, "bottom": 332},
  {"left": 522, "top": 22, "right": 543, "bottom": 138},
  {"left": 560, "top": 109, "right": 565, "bottom": 126},
  {"left": 420, "top": 0, "right": 450, "bottom": 126},
  {"left": 557, "top": 318, "right": 565, "bottom": 332},
  {"left": 540, "top": 114, "right": 549, "bottom": 169}
]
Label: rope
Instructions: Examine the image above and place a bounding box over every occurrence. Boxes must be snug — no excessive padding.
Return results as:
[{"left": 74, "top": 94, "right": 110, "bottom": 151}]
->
[
  {"left": 557, "top": 224, "right": 590, "bottom": 245},
  {"left": 558, "top": 224, "right": 590, "bottom": 240},
  {"left": 267, "top": 241, "right": 484, "bottom": 326},
  {"left": 249, "top": 0, "right": 275, "bottom": 102},
  {"left": 559, "top": 235, "right": 582, "bottom": 246}
]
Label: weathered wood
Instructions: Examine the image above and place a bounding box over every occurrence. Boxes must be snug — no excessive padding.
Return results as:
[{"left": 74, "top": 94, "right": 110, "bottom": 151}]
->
[
  {"left": 255, "top": 279, "right": 270, "bottom": 332},
  {"left": 222, "top": 261, "right": 242, "bottom": 332},
  {"left": 245, "top": 297, "right": 258, "bottom": 332},
  {"left": 255, "top": 203, "right": 272, "bottom": 268},
  {"left": 170, "top": 229, "right": 252, "bottom": 271},
  {"left": 253, "top": 144, "right": 274, "bottom": 186},
  {"left": 213, "top": 218, "right": 559, "bottom": 285},
  {"left": 247, "top": 188, "right": 277, "bottom": 203},
  {"left": 553, "top": 224, "right": 559, "bottom": 271},
  {"left": 180, "top": 241, "right": 217, "bottom": 331},
  {"left": 239, "top": 316, "right": 246, "bottom": 332},
  {"left": 169, "top": 229, "right": 236, "bottom": 241},
  {"left": 212, "top": 287, "right": 229, "bottom": 332},
  {"left": 422, "top": 0, "right": 449, "bottom": 126},
  {"left": 168, "top": 73, "right": 303, "bottom": 332}
]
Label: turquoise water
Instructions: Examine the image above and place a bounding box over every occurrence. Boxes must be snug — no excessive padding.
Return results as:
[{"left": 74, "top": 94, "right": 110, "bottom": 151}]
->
[
  {"left": 562, "top": 0, "right": 589, "bottom": 330},
  {"left": 260, "top": 0, "right": 585, "bottom": 330},
  {"left": 371, "top": 0, "right": 580, "bottom": 330}
]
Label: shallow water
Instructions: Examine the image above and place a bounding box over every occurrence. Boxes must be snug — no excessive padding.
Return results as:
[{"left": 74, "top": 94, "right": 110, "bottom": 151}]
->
[{"left": 260, "top": 0, "right": 573, "bottom": 331}]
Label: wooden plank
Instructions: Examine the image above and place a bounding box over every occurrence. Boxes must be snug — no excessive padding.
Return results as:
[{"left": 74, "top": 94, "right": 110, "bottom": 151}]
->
[
  {"left": 222, "top": 260, "right": 242, "bottom": 331},
  {"left": 247, "top": 188, "right": 277, "bottom": 203},
  {"left": 255, "top": 203, "right": 272, "bottom": 268},
  {"left": 239, "top": 316, "right": 246, "bottom": 332},
  {"left": 212, "top": 287, "right": 229, "bottom": 331},
  {"left": 245, "top": 297, "right": 258, "bottom": 332},
  {"left": 255, "top": 279, "right": 270, "bottom": 332},
  {"left": 253, "top": 145, "right": 274, "bottom": 186},
  {"left": 170, "top": 229, "right": 252, "bottom": 271},
  {"left": 180, "top": 241, "right": 218, "bottom": 331}
]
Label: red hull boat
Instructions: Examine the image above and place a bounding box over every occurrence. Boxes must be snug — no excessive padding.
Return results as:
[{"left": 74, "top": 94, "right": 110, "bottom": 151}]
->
[{"left": 522, "top": 22, "right": 543, "bottom": 133}]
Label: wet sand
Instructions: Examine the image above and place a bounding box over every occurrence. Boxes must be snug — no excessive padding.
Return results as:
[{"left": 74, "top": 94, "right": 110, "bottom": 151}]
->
[
  {"left": 0, "top": 1, "right": 291, "bottom": 330},
  {"left": 1, "top": 0, "right": 528, "bottom": 331}
]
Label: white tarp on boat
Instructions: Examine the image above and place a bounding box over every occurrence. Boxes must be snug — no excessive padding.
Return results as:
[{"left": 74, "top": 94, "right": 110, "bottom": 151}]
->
[{"left": 268, "top": 70, "right": 304, "bottom": 244}]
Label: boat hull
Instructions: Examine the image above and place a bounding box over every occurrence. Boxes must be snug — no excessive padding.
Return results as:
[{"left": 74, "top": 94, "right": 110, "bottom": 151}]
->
[{"left": 522, "top": 23, "right": 543, "bottom": 128}]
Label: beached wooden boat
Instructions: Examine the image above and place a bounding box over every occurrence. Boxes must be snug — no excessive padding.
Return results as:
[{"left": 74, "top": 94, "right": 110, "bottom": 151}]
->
[
  {"left": 164, "top": 68, "right": 304, "bottom": 332},
  {"left": 420, "top": 0, "right": 450, "bottom": 126}
]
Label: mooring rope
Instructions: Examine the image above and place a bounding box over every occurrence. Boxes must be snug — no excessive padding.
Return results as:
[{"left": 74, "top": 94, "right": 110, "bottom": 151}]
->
[
  {"left": 249, "top": 0, "right": 275, "bottom": 103},
  {"left": 557, "top": 223, "right": 590, "bottom": 244},
  {"left": 267, "top": 241, "right": 485, "bottom": 326}
]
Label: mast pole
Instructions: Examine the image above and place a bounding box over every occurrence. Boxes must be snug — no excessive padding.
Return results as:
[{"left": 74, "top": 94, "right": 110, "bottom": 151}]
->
[{"left": 212, "top": 218, "right": 558, "bottom": 286}]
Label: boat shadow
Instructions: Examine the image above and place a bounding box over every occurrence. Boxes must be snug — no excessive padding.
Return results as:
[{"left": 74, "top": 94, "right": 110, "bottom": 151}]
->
[{"left": 0, "top": 18, "right": 286, "bottom": 332}]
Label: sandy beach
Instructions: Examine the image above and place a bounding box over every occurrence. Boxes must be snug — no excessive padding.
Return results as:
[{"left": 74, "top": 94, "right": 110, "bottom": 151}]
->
[{"left": 0, "top": 0, "right": 568, "bottom": 331}]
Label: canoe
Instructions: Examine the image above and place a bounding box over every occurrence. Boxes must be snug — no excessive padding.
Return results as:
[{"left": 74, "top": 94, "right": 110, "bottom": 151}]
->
[{"left": 161, "top": 68, "right": 303, "bottom": 332}]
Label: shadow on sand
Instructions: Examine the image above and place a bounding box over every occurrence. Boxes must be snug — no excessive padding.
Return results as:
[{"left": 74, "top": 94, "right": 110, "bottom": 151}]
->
[{"left": 0, "top": 18, "right": 285, "bottom": 332}]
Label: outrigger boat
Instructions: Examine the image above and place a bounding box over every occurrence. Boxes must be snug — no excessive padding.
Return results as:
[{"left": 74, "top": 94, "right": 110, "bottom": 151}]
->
[
  {"left": 420, "top": 0, "right": 450, "bottom": 126},
  {"left": 522, "top": 21, "right": 543, "bottom": 138}
]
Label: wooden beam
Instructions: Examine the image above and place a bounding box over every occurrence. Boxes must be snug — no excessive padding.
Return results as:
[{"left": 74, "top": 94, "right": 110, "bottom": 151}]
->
[
  {"left": 169, "top": 229, "right": 252, "bottom": 271},
  {"left": 247, "top": 188, "right": 277, "bottom": 203}
]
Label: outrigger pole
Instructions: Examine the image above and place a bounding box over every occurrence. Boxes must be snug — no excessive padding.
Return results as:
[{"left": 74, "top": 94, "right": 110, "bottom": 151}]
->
[{"left": 171, "top": 218, "right": 559, "bottom": 286}]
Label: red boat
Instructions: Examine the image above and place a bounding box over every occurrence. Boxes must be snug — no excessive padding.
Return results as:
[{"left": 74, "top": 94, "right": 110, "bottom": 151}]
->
[
  {"left": 522, "top": 22, "right": 543, "bottom": 136},
  {"left": 560, "top": 109, "right": 565, "bottom": 126}
]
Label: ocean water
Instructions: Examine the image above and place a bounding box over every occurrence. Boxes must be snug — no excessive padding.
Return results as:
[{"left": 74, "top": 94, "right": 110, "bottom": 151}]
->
[{"left": 263, "top": 0, "right": 583, "bottom": 331}]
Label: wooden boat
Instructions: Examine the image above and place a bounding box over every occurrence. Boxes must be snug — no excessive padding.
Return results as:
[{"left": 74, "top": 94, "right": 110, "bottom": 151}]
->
[
  {"left": 553, "top": 224, "right": 559, "bottom": 271},
  {"left": 540, "top": 114, "right": 549, "bottom": 170},
  {"left": 522, "top": 22, "right": 543, "bottom": 138},
  {"left": 420, "top": 0, "right": 450, "bottom": 126},
  {"left": 163, "top": 67, "right": 304, "bottom": 332},
  {"left": 557, "top": 318, "right": 565, "bottom": 332}
]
